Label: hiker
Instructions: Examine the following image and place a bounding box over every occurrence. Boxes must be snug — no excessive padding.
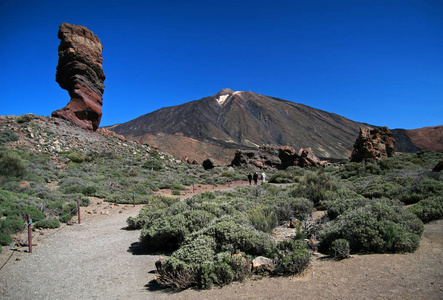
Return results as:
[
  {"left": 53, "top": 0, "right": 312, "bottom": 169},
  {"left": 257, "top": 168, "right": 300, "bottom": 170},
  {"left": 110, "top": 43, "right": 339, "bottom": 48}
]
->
[
  {"left": 253, "top": 172, "right": 259, "bottom": 185},
  {"left": 247, "top": 173, "right": 252, "bottom": 185},
  {"left": 261, "top": 171, "right": 266, "bottom": 184}
]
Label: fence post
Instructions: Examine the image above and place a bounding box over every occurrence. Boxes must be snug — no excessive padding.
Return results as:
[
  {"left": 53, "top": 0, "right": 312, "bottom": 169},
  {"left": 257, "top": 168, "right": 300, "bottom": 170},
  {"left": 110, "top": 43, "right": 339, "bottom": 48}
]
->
[
  {"left": 27, "top": 214, "right": 32, "bottom": 253},
  {"left": 77, "top": 200, "right": 81, "bottom": 224}
]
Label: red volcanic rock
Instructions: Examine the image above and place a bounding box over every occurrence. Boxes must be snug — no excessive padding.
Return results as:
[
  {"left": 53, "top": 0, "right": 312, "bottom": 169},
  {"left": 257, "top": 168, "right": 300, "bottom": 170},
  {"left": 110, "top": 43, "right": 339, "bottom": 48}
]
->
[
  {"left": 52, "top": 23, "right": 105, "bottom": 131},
  {"left": 351, "top": 127, "right": 395, "bottom": 162},
  {"left": 231, "top": 145, "right": 322, "bottom": 170}
]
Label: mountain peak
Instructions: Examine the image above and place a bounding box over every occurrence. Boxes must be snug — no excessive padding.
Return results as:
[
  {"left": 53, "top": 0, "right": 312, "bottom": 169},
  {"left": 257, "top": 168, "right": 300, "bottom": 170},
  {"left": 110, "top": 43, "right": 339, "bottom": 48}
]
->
[
  {"left": 213, "top": 88, "right": 236, "bottom": 106},
  {"left": 214, "top": 88, "right": 235, "bottom": 96}
]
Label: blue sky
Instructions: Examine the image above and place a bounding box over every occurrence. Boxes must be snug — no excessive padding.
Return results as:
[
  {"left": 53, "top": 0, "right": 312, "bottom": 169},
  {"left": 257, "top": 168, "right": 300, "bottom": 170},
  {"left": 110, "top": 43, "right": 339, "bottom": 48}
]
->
[{"left": 1, "top": 0, "right": 442, "bottom": 129}]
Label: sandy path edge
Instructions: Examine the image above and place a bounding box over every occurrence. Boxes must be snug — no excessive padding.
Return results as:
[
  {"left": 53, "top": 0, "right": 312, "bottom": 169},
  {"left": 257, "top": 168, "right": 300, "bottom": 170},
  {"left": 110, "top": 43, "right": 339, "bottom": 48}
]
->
[{"left": 0, "top": 194, "right": 442, "bottom": 299}]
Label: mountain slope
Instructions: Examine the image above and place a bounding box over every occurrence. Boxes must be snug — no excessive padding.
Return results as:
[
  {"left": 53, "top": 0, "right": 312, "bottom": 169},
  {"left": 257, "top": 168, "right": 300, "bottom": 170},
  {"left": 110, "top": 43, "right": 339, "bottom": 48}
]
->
[{"left": 109, "top": 89, "right": 374, "bottom": 163}]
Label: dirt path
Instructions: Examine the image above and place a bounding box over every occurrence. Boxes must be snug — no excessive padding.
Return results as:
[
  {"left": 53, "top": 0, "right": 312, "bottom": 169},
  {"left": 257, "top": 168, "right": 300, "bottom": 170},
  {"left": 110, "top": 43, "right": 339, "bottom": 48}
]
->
[{"left": 0, "top": 185, "right": 442, "bottom": 299}]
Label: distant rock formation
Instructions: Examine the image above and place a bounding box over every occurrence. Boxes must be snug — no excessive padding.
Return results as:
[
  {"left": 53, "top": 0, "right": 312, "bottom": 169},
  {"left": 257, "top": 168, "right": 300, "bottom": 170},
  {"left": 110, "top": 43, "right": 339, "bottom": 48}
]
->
[
  {"left": 231, "top": 146, "right": 323, "bottom": 170},
  {"left": 52, "top": 22, "right": 105, "bottom": 131},
  {"left": 433, "top": 160, "right": 443, "bottom": 172},
  {"left": 350, "top": 127, "right": 395, "bottom": 162}
]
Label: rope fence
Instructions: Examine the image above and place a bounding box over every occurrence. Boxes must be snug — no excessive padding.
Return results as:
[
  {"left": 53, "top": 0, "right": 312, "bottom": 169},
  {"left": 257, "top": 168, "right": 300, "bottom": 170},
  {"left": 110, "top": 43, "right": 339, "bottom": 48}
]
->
[{"left": 0, "top": 200, "right": 82, "bottom": 271}]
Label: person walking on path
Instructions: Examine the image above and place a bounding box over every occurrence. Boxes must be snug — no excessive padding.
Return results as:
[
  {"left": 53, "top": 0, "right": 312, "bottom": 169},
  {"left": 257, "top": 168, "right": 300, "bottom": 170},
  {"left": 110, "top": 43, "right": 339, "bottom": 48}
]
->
[
  {"left": 261, "top": 171, "right": 266, "bottom": 184},
  {"left": 248, "top": 174, "right": 252, "bottom": 185},
  {"left": 253, "top": 172, "right": 259, "bottom": 185}
]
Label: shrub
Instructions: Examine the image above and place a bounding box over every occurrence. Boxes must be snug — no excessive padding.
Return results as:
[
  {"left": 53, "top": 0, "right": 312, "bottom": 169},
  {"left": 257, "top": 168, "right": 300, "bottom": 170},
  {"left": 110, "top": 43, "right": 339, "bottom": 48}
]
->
[
  {"left": 67, "top": 152, "right": 85, "bottom": 163},
  {"left": 199, "top": 220, "right": 276, "bottom": 256},
  {"left": 16, "top": 114, "right": 33, "bottom": 123},
  {"left": 0, "top": 217, "right": 25, "bottom": 235},
  {"left": 292, "top": 170, "right": 340, "bottom": 206},
  {"left": 407, "top": 197, "right": 443, "bottom": 223},
  {"left": 272, "top": 239, "right": 311, "bottom": 274},
  {"left": 319, "top": 201, "right": 424, "bottom": 254},
  {"left": 0, "top": 131, "right": 19, "bottom": 144},
  {"left": 7, "top": 206, "right": 46, "bottom": 221},
  {"left": 274, "top": 197, "right": 313, "bottom": 224},
  {"left": 172, "top": 190, "right": 181, "bottom": 196},
  {"left": 247, "top": 205, "right": 278, "bottom": 233},
  {"left": 0, "top": 149, "right": 28, "bottom": 178},
  {"left": 143, "top": 159, "right": 163, "bottom": 171},
  {"left": 330, "top": 239, "right": 350, "bottom": 260},
  {"left": 33, "top": 219, "right": 60, "bottom": 229},
  {"left": 400, "top": 178, "right": 443, "bottom": 204},
  {"left": 0, "top": 234, "right": 13, "bottom": 246},
  {"left": 141, "top": 209, "right": 215, "bottom": 252}
]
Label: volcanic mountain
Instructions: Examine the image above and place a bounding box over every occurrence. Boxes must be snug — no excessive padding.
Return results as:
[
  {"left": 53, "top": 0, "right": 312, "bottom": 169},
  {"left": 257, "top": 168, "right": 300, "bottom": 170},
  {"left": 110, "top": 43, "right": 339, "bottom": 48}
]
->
[{"left": 108, "top": 89, "right": 376, "bottom": 164}]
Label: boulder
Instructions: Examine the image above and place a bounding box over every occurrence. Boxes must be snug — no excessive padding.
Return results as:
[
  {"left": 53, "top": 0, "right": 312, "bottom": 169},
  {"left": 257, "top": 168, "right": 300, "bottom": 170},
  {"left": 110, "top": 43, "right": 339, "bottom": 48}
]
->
[
  {"left": 252, "top": 256, "right": 274, "bottom": 274},
  {"left": 433, "top": 160, "right": 443, "bottom": 172},
  {"left": 350, "top": 127, "right": 396, "bottom": 163},
  {"left": 202, "top": 158, "right": 215, "bottom": 170},
  {"left": 52, "top": 23, "right": 105, "bottom": 131}
]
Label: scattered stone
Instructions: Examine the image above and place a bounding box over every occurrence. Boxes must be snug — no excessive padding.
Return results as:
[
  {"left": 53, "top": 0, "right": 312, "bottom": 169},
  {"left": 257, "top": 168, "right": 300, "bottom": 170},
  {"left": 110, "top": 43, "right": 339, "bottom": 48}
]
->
[{"left": 19, "top": 181, "right": 31, "bottom": 187}]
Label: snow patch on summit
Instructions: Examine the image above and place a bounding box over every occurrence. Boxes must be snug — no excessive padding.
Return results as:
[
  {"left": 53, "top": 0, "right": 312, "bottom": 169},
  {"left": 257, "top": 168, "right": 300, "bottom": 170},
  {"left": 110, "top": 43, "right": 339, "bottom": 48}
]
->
[{"left": 217, "top": 94, "right": 230, "bottom": 105}]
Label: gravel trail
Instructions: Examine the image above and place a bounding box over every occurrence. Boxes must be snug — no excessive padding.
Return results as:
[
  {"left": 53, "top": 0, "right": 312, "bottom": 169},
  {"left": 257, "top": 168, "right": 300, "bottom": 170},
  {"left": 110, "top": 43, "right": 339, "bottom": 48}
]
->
[
  {"left": 1, "top": 192, "right": 441, "bottom": 299},
  {"left": 0, "top": 204, "right": 167, "bottom": 299}
]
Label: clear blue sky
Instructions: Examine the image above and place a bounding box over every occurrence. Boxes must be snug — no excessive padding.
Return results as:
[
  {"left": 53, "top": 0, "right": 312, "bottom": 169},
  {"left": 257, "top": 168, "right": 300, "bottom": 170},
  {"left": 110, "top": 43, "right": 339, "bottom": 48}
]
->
[{"left": 1, "top": 0, "right": 442, "bottom": 129}]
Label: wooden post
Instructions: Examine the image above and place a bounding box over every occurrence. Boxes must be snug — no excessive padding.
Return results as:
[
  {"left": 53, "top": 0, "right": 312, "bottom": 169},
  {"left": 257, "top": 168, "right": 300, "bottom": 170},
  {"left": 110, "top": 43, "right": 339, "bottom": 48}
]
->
[
  {"left": 27, "top": 214, "right": 32, "bottom": 253},
  {"left": 77, "top": 200, "right": 81, "bottom": 224}
]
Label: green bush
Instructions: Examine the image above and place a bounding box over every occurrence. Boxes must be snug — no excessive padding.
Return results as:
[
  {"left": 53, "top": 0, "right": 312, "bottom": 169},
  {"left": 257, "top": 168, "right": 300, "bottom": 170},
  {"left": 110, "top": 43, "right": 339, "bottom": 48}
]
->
[
  {"left": 33, "top": 219, "right": 60, "bottom": 229},
  {"left": 0, "top": 234, "right": 13, "bottom": 246},
  {"left": 400, "top": 178, "right": 443, "bottom": 204},
  {"left": 0, "top": 149, "right": 28, "bottom": 178},
  {"left": 198, "top": 220, "right": 276, "bottom": 256},
  {"left": 67, "top": 152, "right": 84, "bottom": 163},
  {"left": 16, "top": 114, "right": 33, "bottom": 123},
  {"left": 7, "top": 206, "right": 46, "bottom": 221},
  {"left": 407, "top": 197, "right": 443, "bottom": 223},
  {"left": 0, "top": 131, "right": 19, "bottom": 144},
  {"left": 141, "top": 209, "right": 216, "bottom": 252},
  {"left": 274, "top": 197, "right": 313, "bottom": 224},
  {"left": 247, "top": 205, "right": 277, "bottom": 233},
  {"left": 0, "top": 217, "right": 25, "bottom": 235},
  {"left": 272, "top": 239, "right": 311, "bottom": 275},
  {"left": 330, "top": 239, "right": 350, "bottom": 260},
  {"left": 143, "top": 159, "right": 163, "bottom": 171},
  {"left": 319, "top": 201, "right": 424, "bottom": 254},
  {"left": 292, "top": 170, "right": 340, "bottom": 206}
]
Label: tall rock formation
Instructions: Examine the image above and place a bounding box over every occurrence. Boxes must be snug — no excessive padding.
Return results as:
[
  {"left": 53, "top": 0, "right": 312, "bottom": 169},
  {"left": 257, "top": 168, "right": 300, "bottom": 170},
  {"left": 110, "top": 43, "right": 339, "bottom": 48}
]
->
[
  {"left": 52, "top": 23, "right": 105, "bottom": 131},
  {"left": 350, "top": 127, "right": 396, "bottom": 162}
]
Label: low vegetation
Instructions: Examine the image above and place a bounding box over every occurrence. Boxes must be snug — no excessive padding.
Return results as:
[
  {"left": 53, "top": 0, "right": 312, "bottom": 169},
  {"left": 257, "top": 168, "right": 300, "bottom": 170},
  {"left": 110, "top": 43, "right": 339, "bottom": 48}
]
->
[
  {"left": 129, "top": 150, "right": 442, "bottom": 290},
  {"left": 1, "top": 117, "right": 442, "bottom": 291}
]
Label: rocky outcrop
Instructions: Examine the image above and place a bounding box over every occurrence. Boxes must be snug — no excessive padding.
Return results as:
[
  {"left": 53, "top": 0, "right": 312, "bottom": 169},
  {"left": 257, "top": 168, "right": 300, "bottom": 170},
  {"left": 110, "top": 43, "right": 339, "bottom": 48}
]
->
[
  {"left": 202, "top": 158, "right": 215, "bottom": 170},
  {"left": 231, "top": 146, "right": 322, "bottom": 170},
  {"left": 52, "top": 22, "right": 105, "bottom": 131},
  {"left": 350, "top": 127, "right": 395, "bottom": 162},
  {"left": 433, "top": 160, "right": 443, "bottom": 172}
]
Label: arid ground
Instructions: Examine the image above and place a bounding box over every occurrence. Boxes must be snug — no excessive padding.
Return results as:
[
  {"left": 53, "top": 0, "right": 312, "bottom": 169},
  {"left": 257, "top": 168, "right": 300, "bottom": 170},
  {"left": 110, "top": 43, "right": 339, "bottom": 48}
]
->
[{"left": 1, "top": 183, "right": 441, "bottom": 299}]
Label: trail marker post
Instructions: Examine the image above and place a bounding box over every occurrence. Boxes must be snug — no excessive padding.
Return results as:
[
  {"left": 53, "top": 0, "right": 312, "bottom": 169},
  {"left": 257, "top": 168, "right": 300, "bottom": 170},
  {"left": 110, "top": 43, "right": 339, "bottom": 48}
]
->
[
  {"left": 27, "top": 214, "right": 32, "bottom": 253},
  {"left": 77, "top": 200, "right": 81, "bottom": 224}
]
